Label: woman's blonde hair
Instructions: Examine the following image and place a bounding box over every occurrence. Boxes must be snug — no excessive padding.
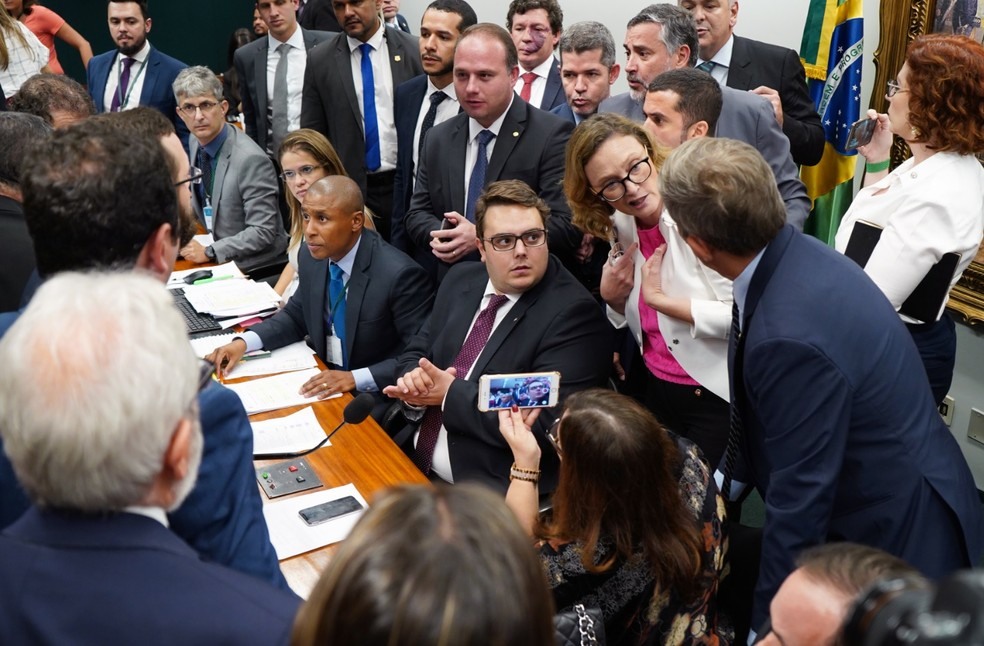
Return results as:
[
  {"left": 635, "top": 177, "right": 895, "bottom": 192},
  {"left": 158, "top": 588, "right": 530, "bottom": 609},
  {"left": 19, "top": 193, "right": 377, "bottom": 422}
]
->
[{"left": 0, "top": 5, "right": 37, "bottom": 71}]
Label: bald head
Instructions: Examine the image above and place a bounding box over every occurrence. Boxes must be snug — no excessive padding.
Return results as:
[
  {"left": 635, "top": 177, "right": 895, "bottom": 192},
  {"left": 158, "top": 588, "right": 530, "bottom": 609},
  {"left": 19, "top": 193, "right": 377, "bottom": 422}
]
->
[
  {"left": 307, "top": 175, "right": 365, "bottom": 214},
  {"left": 301, "top": 175, "right": 366, "bottom": 262}
]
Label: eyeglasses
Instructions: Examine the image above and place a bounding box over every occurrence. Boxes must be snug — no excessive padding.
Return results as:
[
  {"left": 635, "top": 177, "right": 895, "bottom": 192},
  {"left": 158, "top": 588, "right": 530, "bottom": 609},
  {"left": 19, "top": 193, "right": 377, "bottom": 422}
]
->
[
  {"left": 886, "top": 80, "right": 909, "bottom": 98},
  {"left": 279, "top": 164, "right": 323, "bottom": 182},
  {"left": 185, "top": 359, "right": 215, "bottom": 414},
  {"left": 174, "top": 166, "right": 204, "bottom": 187},
  {"left": 546, "top": 417, "right": 562, "bottom": 457},
  {"left": 178, "top": 100, "right": 221, "bottom": 116},
  {"left": 481, "top": 228, "right": 547, "bottom": 252},
  {"left": 594, "top": 158, "right": 652, "bottom": 202}
]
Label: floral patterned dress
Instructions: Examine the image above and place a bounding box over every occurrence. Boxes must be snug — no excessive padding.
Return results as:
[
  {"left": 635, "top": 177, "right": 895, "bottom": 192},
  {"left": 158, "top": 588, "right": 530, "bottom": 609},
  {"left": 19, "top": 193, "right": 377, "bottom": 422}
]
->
[{"left": 539, "top": 434, "right": 731, "bottom": 645}]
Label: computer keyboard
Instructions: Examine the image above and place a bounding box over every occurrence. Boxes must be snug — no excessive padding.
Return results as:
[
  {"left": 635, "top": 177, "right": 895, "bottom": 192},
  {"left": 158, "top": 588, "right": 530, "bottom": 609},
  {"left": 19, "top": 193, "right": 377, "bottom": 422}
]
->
[{"left": 171, "top": 288, "right": 223, "bottom": 334}]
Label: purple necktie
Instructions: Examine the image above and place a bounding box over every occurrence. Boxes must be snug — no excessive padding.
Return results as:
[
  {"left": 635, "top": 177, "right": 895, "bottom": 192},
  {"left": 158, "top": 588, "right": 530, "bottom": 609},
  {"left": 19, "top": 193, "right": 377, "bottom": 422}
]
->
[
  {"left": 413, "top": 294, "right": 509, "bottom": 474},
  {"left": 111, "top": 57, "right": 136, "bottom": 112}
]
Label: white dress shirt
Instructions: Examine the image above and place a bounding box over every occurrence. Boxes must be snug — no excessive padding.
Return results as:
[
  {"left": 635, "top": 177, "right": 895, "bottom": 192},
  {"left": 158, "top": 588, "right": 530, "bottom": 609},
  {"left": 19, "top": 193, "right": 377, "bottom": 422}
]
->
[
  {"left": 265, "top": 27, "right": 308, "bottom": 138},
  {"left": 418, "top": 283, "right": 520, "bottom": 483},
  {"left": 347, "top": 26, "right": 397, "bottom": 173},
  {"left": 0, "top": 21, "right": 48, "bottom": 97},
  {"left": 513, "top": 55, "right": 554, "bottom": 108},
  {"left": 102, "top": 40, "right": 151, "bottom": 112},
  {"left": 411, "top": 78, "right": 459, "bottom": 174},
  {"left": 834, "top": 152, "right": 984, "bottom": 323},
  {"left": 463, "top": 97, "right": 514, "bottom": 209},
  {"left": 696, "top": 34, "right": 734, "bottom": 86}
]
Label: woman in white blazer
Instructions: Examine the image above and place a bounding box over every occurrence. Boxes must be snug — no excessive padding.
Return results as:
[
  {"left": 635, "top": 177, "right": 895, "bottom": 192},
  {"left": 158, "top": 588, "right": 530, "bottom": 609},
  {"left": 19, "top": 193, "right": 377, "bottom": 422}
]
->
[{"left": 565, "top": 113, "right": 733, "bottom": 467}]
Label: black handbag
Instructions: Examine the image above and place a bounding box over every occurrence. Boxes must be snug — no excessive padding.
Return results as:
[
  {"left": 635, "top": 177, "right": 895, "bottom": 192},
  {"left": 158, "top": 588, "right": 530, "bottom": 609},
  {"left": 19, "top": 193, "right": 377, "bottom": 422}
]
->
[{"left": 553, "top": 603, "right": 606, "bottom": 646}]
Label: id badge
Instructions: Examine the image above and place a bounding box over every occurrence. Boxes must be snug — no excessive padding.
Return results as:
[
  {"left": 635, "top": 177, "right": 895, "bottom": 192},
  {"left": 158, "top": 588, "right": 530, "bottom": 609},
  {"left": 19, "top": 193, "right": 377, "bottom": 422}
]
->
[
  {"left": 326, "top": 332, "right": 344, "bottom": 368},
  {"left": 203, "top": 201, "right": 214, "bottom": 232}
]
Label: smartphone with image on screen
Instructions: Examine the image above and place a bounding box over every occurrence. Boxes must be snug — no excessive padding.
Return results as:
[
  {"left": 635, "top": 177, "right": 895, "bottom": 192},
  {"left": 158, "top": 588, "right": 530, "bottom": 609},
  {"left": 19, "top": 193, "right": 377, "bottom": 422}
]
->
[
  {"left": 846, "top": 117, "right": 877, "bottom": 150},
  {"left": 478, "top": 371, "right": 561, "bottom": 412}
]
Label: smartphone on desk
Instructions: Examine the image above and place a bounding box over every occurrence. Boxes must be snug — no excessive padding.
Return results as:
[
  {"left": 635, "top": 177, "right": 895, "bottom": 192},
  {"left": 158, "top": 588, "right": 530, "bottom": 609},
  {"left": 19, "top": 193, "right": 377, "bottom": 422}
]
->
[
  {"left": 298, "top": 496, "right": 364, "bottom": 526},
  {"left": 478, "top": 371, "right": 561, "bottom": 412}
]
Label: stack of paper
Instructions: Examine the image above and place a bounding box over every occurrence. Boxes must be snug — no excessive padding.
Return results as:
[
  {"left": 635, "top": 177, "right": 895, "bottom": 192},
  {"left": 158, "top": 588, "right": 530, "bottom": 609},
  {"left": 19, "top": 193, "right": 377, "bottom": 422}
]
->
[
  {"left": 250, "top": 407, "right": 327, "bottom": 455},
  {"left": 225, "top": 368, "right": 340, "bottom": 415},
  {"left": 183, "top": 279, "right": 281, "bottom": 318},
  {"left": 167, "top": 261, "right": 244, "bottom": 289}
]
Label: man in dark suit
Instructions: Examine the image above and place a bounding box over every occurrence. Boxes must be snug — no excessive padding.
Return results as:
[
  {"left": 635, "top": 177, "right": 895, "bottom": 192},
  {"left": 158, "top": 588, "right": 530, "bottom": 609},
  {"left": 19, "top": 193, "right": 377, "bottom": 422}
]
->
[
  {"left": 300, "top": 0, "right": 423, "bottom": 240},
  {"left": 0, "top": 120, "right": 287, "bottom": 591},
  {"left": 659, "top": 137, "right": 984, "bottom": 636},
  {"left": 678, "top": 0, "right": 824, "bottom": 166},
  {"left": 506, "top": 0, "right": 565, "bottom": 111},
  {"left": 385, "top": 180, "right": 612, "bottom": 494},
  {"left": 382, "top": 0, "right": 412, "bottom": 33},
  {"left": 600, "top": 4, "right": 810, "bottom": 228},
  {"left": 391, "top": 0, "right": 477, "bottom": 259},
  {"left": 0, "top": 272, "right": 300, "bottom": 645},
  {"left": 175, "top": 67, "right": 287, "bottom": 273},
  {"left": 208, "top": 176, "right": 433, "bottom": 421},
  {"left": 550, "top": 20, "right": 620, "bottom": 126},
  {"left": 298, "top": 0, "right": 342, "bottom": 32},
  {"left": 0, "top": 114, "right": 49, "bottom": 313},
  {"left": 403, "top": 23, "right": 580, "bottom": 285},
  {"left": 87, "top": 0, "right": 190, "bottom": 148},
  {"left": 236, "top": 0, "right": 334, "bottom": 156}
]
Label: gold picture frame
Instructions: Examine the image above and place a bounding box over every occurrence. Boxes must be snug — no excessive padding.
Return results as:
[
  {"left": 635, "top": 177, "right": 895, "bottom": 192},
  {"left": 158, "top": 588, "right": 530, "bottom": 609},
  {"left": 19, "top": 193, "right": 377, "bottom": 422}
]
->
[{"left": 871, "top": 0, "right": 984, "bottom": 325}]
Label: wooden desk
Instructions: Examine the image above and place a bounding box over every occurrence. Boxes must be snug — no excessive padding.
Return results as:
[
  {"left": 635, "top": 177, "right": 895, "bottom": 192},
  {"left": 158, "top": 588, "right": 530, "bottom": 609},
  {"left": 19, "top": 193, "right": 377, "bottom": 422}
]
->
[{"left": 235, "top": 373, "right": 427, "bottom": 596}]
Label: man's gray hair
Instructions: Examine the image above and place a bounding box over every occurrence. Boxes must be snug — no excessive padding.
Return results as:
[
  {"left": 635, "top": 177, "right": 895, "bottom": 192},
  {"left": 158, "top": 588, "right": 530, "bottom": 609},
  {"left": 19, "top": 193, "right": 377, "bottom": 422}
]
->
[
  {"left": 558, "top": 21, "right": 617, "bottom": 69},
  {"left": 0, "top": 272, "right": 202, "bottom": 512},
  {"left": 172, "top": 65, "right": 224, "bottom": 102},
  {"left": 626, "top": 4, "right": 698, "bottom": 68}
]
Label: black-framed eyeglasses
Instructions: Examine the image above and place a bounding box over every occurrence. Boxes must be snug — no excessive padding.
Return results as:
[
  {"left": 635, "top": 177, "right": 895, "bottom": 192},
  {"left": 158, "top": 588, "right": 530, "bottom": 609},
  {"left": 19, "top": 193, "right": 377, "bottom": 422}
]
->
[
  {"left": 279, "top": 164, "right": 323, "bottom": 182},
  {"left": 594, "top": 158, "right": 652, "bottom": 202},
  {"left": 481, "top": 228, "right": 547, "bottom": 252},
  {"left": 175, "top": 166, "right": 204, "bottom": 187},
  {"left": 886, "top": 80, "right": 909, "bottom": 98},
  {"left": 178, "top": 100, "right": 221, "bottom": 116},
  {"left": 546, "top": 417, "right": 562, "bottom": 457},
  {"left": 196, "top": 359, "right": 215, "bottom": 393}
]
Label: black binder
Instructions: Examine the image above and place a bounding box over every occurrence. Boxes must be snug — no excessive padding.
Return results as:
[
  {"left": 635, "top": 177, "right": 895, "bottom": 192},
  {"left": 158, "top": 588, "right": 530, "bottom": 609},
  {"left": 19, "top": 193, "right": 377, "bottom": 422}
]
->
[{"left": 843, "top": 221, "right": 960, "bottom": 323}]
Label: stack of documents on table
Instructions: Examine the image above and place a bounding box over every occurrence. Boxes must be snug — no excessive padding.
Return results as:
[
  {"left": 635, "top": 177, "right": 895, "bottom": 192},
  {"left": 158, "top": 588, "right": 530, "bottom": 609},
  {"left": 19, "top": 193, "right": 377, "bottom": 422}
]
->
[
  {"left": 250, "top": 407, "right": 327, "bottom": 455},
  {"left": 167, "top": 261, "right": 244, "bottom": 289},
  {"left": 188, "top": 338, "right": 318, "bottom": 379},
  {"left": 225, "top": 368, "right": 340, "bottom": 415},
  {"left": 182, "top": 277, "right": 281, "bottom": 319}
]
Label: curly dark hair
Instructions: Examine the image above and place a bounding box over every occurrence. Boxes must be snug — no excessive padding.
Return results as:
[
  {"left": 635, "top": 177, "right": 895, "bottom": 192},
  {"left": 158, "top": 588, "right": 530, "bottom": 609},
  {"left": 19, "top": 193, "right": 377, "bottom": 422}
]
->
[
  {"left": 506, "top": 0, "right": 563, "bottom": 34},
  {"left": 905, "top": 33, "right": 984, "bottom": 155}
]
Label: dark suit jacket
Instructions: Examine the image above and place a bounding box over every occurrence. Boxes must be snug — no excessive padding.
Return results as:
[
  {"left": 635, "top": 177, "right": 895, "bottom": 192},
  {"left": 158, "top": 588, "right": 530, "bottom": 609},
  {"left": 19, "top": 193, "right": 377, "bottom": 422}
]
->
[
  {"left": 0, "top": 311, "right": 287, "bottom": 591},
  {"left": 726, "top": 35, "right": 825, "bottom": 167},
  {"left": 731, "top": 224, "right": 984, "bottom": 628},
  {"left": 0, "top": 197, "right": 35, "bottom": 313},
  {"left": 389, "top": 14, "right": 411, "bottom": 33},
  {"left": 300, "top": 27, "right": 423, "bottom": 197},
  {"left": 87, "top": 46, "right": 190, "bottom": 149},
  {"left": 395, "top": 257, "right": 612, "bottom": 493},
  {"left": 549, "top": 100, "right": 577, "bottom": 124},
  {"left": 537, "top": 58, "right": 566, "bottom": 111},
  {"left": 404, "top": 96, "right": 581, "bottom": 283},
  {"left": 251, "top": 229, "right": 433, "bottom": 399},
  {"left": 234, "top": 28, "right": 334, "bottom": 154},
  {"left": 0, "top": 508, "right": 299, "bottom": 645},
  {"left": 299, "top": 0, "right": 341, "bottom": 32}
]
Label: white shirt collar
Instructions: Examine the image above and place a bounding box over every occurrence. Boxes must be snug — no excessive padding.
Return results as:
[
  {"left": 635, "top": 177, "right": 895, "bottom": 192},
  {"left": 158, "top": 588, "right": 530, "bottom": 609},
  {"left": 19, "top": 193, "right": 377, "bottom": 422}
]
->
[
  {"left": 426, "top": 76, "right": 458, "bottom": 102},
  {"left": 483, "top": 280, "right": 523, "bottom": 302},
  {"left": 123, "top": 505, "right": 169, "bottom": 527},
  {"left": 269, "top": 25, "right": 305, "bottom": 51},
  {"left": 523, "top": 55, "right": 555, "bottom": 79},
  {"left": 121, "top": 39, "right": 151, "bottom": 64},
  {"left": 732, "top": 244, "right": 766, "bottom": 326},
  {"left": 347, "top": 22, "right": 385, "bottom": 53},
  {"left": 333, "top": 233, "right": 363, "bottom": 277},
  {"left": 469, "top": 95, "right": 514, "bottom": 140},
  {"left": 698, "top": 33, "right": 734, "bottom": 69}
]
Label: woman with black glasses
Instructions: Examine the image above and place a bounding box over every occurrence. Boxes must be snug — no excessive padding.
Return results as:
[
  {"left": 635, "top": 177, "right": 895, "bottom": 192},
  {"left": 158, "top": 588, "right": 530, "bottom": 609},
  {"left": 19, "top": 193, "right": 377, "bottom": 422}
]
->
[{"left": 499, "top": 389, "right": 729, "bottom": 645}]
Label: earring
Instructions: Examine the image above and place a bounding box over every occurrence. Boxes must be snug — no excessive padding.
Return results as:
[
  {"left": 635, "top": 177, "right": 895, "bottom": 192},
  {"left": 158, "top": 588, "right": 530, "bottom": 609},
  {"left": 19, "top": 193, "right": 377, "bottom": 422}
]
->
[{"left": 910, "top": 126, "right": 921, "bottom": 139}]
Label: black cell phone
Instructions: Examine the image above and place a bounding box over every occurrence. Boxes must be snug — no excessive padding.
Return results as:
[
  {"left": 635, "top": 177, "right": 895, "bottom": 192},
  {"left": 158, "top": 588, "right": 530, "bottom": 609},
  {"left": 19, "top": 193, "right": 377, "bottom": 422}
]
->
[
  {"left": 846, "top": 118, "right": 876, "bottom": 150},
  {"left": 298, "top": 496, "right": 364, "bottom": 526},
  {"left": 439, "top": 216, "right": 455, "bottom": 243}
]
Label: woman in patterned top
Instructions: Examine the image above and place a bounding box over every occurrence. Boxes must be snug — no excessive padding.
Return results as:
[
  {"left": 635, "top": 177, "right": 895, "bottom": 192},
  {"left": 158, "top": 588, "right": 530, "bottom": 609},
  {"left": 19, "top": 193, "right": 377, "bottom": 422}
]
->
[{"left": 500, "top": 389, "right": 730, "bottom": 645}]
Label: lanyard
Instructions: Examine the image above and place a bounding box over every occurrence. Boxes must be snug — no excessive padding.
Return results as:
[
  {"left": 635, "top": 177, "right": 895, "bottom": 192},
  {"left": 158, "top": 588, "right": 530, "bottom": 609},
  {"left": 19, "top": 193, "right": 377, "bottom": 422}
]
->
[
  {"left": 326, "top": 280, "right": 348, "bottom": 332},
  {"left": 115, "top": 54, "right": 148, "bottom": 111}
]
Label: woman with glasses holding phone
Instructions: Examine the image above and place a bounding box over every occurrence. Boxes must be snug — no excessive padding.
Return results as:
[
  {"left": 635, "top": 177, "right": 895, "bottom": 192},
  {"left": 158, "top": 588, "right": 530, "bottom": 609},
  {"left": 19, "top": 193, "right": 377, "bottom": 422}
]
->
[
  {"left": 834, "top": 34, "right": 984, "bottom": 405},
  {"left": 274, "top": 129, "right": 375, "bottom": 303},
  {"left": 564, "top": 113, "right": 733, "bottom": 469},
  {"left": 498, "top": 389, "right": 728, "bottom": 645}
]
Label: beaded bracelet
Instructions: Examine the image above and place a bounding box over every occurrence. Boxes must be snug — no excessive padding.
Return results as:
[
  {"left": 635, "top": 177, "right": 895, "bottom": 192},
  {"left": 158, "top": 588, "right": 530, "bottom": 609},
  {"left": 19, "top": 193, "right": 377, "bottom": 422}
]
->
[
  {"left": 865, "top": 159, "right": 890, "bottom": 173},
  {"left": 510, "top": 471, "right": 539, "bottom": 484},
  {"left": 511, "top": 463, "right": 540, "bottom": 475}
]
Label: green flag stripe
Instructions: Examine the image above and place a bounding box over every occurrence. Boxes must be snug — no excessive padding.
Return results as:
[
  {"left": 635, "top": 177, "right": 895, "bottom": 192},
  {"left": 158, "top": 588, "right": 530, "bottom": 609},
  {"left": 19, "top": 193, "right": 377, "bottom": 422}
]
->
[{"left": 799, "top": 0, "right": 829, "bottom": 63}]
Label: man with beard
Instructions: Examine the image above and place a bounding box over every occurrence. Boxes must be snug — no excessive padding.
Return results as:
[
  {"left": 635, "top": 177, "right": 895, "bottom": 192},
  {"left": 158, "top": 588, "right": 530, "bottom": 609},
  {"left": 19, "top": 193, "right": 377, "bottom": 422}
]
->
[
  {"left": 86, "top": 0, "right": 190, "bottom": 149},
  {"left": 391, "top": 0, "right": 476, "bottom": 259}
]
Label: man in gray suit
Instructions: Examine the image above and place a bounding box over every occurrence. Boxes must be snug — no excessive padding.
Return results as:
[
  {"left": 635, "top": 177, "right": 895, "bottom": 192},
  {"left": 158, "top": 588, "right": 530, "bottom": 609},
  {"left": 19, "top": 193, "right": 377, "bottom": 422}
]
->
[
  {"left": 235, "top": 0, "right": 334, "bottom": 156},
  {"left": 600, "top": 4, "right": 809, "bottom": 228},
  {"left": 207, "top": 175, "right": 433, "bottom": 420},
  {"left": 174, "top": 67, "right": 287, "bottom": 272},
  {"left": 300, "top": 0, "right": 423, "bottom": 240}
]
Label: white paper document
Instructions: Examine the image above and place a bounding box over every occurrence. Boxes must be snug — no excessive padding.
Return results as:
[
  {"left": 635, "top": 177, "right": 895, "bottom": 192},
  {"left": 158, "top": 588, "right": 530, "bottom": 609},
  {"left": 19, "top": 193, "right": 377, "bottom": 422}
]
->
[
  {"left": 182, "top": 279, "right": 281, "bottom": 317},
  {"left": 226, "top": 368, "right": 339, "bottom": 415},
  {"left": 189, "top": 333, "right": 237, "bottom": 358},
  {"left": 263, "top": 483, "right": 368, "bottom": 560},
  {"left": 250, "top": 406, "right": 327, "bottom": 455},
  {"left": 193, "top": 233, "right": 215, "bottom": 247},
  {"left": 225, "top": 341, "right": 318, "bottom": 379},
  {"left": 167, "top": 260, "right": 243, "bottom": 289}
]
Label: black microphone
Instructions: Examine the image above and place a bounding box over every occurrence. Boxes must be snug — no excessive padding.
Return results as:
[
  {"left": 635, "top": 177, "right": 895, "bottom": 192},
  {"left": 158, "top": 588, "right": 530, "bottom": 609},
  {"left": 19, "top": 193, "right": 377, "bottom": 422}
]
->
[{"left": 253, "top": 393, "right": 376, "bottom": 459}]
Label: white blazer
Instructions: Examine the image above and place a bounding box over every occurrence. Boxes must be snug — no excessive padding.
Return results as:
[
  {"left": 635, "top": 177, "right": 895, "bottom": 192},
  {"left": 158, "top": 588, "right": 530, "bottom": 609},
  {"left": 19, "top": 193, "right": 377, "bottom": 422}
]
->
[{"left": 606, "top": 209, "right": 734, "bottom": 400}]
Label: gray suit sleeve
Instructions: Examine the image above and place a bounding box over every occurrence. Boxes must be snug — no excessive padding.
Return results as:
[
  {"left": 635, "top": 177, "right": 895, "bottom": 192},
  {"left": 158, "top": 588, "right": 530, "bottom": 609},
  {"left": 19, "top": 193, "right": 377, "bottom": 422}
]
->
[
  {"left": 211, "top": 150, "right": 284, "bottom": 263},
  {"left": 748, "top": 94, "right": 811, "bottom": 230}
]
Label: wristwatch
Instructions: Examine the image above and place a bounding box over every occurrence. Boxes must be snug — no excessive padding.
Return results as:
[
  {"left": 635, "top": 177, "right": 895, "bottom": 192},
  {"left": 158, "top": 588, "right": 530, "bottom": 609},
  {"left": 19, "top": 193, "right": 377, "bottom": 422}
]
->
[{"left": 204, "top": 245, "right": 217, "bottom": 261}]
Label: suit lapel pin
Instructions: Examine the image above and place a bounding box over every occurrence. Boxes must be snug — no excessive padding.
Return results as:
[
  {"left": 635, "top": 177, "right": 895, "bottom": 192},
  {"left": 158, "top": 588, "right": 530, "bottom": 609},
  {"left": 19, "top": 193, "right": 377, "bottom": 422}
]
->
[
  {"left": 512, "top": 131, "right": 519, "bottom": 137},
  {"left": 394, "top": 55, "right": 401, "bottom": 62}
]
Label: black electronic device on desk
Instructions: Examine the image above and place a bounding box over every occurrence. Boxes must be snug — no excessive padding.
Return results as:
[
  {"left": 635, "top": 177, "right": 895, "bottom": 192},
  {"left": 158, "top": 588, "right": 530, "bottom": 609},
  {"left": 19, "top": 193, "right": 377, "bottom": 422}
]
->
[
  {"left": 171, "top": 287, "right": 224, "bottom": 335},
  {"left": 256, "top": 458, "right": 324, "bottom": 499}
]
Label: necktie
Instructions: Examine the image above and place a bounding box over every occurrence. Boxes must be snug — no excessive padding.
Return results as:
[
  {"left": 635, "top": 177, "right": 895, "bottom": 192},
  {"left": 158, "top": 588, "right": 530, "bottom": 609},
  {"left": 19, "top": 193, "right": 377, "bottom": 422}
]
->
[
  {"left": 696, "top": 60, "right": 716, "bottom": 74},
  {"left": 197, "top": 148, "right": 213, "bottom": 206},
  {"left": 327, "top": 262, "right": 347, "bottom": 368},
  {"left": 465, "top": 129, "right": 495, "bottom": 222},
  {"left": 417, "top": 90, "right": 448, "bottom": 160},
  {"left": 519, "top": 71, "right": 537, "bottom": 103},
  {"left": 413, "top": 294, "right": 509, "bottom": 474},
  {"left": 721, "top": 301, "right": 743, "bottom": 500},
  {"left": 359, "top": 43, "right": 381, "bottom": 172},
  {"left": 271, "top": 43, "right": 291, "bottom": 155},
  {"left": 111, "top": 57, "right": 135, "bottom": 112}
]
